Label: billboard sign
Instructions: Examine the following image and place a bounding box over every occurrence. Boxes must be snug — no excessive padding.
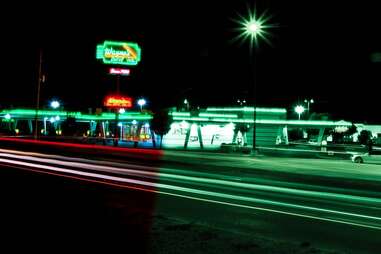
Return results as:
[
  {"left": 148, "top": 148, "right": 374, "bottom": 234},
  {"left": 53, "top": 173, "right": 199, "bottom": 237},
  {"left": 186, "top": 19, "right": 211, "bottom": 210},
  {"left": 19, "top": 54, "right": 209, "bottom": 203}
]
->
[
  {"left": 96, "top": 41, "right": 141, "bottom": 66},
  {"left": 109, "top": 68, "right": 131, "bottom": 75},
  {"left": 104, "top": 95, "right": 133, "bottom": 108}
]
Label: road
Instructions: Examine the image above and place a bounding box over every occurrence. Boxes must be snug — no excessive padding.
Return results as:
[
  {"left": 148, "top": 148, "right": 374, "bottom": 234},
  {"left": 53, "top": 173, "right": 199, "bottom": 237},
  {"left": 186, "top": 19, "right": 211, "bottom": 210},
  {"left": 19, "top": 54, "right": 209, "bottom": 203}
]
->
[{"left": 0, "top": 145, "right": 380, "bottom": 253}]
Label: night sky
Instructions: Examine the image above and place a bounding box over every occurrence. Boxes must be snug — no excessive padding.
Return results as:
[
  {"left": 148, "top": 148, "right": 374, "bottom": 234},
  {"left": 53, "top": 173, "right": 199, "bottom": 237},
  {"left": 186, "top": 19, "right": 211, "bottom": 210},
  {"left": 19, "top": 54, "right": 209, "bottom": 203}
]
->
[{"left": 1, "top": 1, "right": 380, "bottom": 123}]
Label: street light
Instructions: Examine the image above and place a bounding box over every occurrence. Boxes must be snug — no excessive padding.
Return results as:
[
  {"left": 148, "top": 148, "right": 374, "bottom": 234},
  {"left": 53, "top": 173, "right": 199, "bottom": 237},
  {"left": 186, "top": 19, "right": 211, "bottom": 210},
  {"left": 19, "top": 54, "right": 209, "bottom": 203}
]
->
[
  {"left": 50, "top": 100, "right": 60, "bottom": 109},
  {"left": 304, "top": 99, "right": 314, "bottom": 114},
  {"left": 294, "top": 105, "right": 305, "bottom": 120},
  {"left": 137, "top": 98, "right": 146, "bottom": 111},
  {"left": 184, "top": 99, "right": 189, "bottom": 111},
  {"left": 234, "top": 7, "right": 274, "bottom": 152}
]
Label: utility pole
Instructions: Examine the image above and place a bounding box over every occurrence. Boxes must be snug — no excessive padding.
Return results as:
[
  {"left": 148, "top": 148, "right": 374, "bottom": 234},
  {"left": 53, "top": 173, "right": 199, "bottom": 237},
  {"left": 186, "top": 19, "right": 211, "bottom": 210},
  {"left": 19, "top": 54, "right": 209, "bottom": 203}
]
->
[
  {"left": 114, "top": 75, "right": 121, "bottom": 146},
  {"left": 34, "top": 49, "right": 43, "bottom": 139}
]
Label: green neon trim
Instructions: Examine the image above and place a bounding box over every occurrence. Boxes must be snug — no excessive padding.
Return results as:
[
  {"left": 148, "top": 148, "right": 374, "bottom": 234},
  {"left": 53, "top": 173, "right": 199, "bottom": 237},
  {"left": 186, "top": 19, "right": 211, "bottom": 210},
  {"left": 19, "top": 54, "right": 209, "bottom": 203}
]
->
[
  {"left": 199, "top": 113, "right": 238, "bottom": 118},
  {"left": 76, "top": 114, "right": 152, "bottom": 121},
  {"left": 0, "top": 109, "right": 152, "bottom": 121},
  {"left": 119, "top": 115, "right": 152, "bottom": 120},
  {"left": 173, "top": 117, "right": 210, "bottom": 122},
  {"left": 206, "top": 107, "right": 286, "bottom": 113},
  {"left": 172, "top": 116, "right": 352, "bottom": 126},
  {"left": 169, "top": 112, "right": 191, "bottom": 117},
  {"left": 1, "top": 109, "right": 68, "bottom": 117}
]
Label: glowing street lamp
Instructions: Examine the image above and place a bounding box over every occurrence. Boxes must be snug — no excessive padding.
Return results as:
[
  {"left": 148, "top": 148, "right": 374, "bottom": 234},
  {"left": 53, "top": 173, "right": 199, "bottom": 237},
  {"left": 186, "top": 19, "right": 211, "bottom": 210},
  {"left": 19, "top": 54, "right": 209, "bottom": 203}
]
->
[
  {"left": 184, "top": 99, "right": 190, "bottom": 111},
  {"left": 304, "top": 99, "right": 314, "bottom": 114},
  {"left": 294, "top": 105, "right": 305, "bottom": 120},
  {"left": 137, "top": 98, "right": 146, "bottom": 111},
  {"left": 234, "top": 7, "right": 274, "bottom": 152},
  {"left": 50, "top": 100, "right": 60, "bottom": 109}
]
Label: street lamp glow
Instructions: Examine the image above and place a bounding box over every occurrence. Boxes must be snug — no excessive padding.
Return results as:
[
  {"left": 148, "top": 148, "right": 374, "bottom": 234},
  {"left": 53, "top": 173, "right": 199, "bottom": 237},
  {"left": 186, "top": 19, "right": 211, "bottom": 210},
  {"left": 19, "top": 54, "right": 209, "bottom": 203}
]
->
[
  {"left": 233, "top": 7, "right": 274, "bottom": 50},
  {"left": 137, "top": 98, "right": 146, "bottom": 111},
  {"left": 294, "top": 105, "right": 305, "bottom": 120},
  {"left": 137, "top": 99, "right": 146, "bottom": 107},
  {"left": 50, "top": 100, "right": 60, "bottom": 109},
  {"left": 233, "top": 7, "right": 275, "bottom": 152},
  {"left": 247, "top": 21, "right": 262, "bottom": 34},
  {"left": 304, "top": 99, "right": 314, "bottom": 114}
]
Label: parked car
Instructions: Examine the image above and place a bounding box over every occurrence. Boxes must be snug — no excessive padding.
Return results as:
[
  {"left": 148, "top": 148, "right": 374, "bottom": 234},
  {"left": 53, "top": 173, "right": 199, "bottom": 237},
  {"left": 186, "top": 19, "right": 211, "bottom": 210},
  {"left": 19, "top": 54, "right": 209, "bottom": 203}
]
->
[{"left": 351, "top": 149, "right": 381, "bottom": 164}]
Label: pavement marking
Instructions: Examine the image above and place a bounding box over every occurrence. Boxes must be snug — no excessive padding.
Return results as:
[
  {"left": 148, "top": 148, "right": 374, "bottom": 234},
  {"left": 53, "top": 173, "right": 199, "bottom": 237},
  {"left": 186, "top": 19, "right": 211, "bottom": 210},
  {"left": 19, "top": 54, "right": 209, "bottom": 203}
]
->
[{"left": 1, "top": 156, "right": 381, "bottom": 231}]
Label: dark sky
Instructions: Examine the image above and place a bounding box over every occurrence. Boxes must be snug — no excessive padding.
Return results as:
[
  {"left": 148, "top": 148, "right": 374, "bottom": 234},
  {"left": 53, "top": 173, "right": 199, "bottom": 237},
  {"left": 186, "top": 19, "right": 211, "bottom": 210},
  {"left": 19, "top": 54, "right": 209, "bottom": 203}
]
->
[{"left": 1, "top": 1, "right": 380, "bottom": 123}]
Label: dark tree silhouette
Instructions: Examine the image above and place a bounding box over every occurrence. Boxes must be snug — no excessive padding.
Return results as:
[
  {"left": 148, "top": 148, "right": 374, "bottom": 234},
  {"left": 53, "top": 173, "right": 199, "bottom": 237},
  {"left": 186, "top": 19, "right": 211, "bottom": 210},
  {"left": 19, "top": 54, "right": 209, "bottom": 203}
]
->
[
  {"left": 358, "top": 130, "right": 372, "bottom": 145},
  {"left": 150, "top": 109, "right": 173, "bottom": 149}
]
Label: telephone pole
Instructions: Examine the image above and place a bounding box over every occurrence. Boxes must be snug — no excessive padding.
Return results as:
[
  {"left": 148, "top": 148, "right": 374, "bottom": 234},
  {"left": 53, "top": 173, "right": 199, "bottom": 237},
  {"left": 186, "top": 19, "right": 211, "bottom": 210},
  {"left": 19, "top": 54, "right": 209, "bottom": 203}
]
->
[{"left": 34, "top": 49, "right": 43, "bottom": 139}]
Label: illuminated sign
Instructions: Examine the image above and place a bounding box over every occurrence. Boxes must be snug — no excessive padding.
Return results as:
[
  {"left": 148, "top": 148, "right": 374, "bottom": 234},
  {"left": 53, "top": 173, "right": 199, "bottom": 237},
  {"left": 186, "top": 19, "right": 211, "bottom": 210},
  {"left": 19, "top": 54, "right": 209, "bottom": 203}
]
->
[
  {"left": 104, "top": 96, "right": 133, "bottom": 108},
  {"left": 96, "top": 41, "right": 141, "bottom": 66},
  {"left": 109, "top": 68, "right": 131, "bottom": 75}
]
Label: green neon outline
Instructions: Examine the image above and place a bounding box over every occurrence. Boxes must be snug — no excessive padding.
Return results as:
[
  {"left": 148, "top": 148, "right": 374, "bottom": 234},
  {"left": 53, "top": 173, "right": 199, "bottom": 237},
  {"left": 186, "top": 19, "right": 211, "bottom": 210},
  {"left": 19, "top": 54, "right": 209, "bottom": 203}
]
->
[
  {"left": 173, "top": 116, "right": 352, "bottom": 126},
  {"left": 206, "top": 107, "right": 287, "bottom": 113},
  {"left": 169, "top": 112, "right": 191, "bottom": 117},
  {"left": 1, "top": 108, "right": 352, "bottom": 127},
  {"left": 199, "top": 113, "right": 238, "bottom": 118},
  {"left": 97, "top": 40, "right": 142, "bottom": 66}
]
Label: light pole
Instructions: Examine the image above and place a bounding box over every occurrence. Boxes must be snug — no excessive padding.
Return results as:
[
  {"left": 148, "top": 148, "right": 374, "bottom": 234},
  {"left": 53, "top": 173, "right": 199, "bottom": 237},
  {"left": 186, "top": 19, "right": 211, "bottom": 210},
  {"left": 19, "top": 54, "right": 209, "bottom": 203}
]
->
[
  {"left": 304, "top": 99, "right": 314, "bottom": 115},
  {"left": 34, "top": 49, "right": 43, "bottom": 139},
  {"left": 184, "top": 99, "right": 189, "bottom": 111},
  {"left": 235, "top": 8, "right": 273, "bottom": 152},
  {"left": 137, "top": 98, "right": 146, "bottom": 111},
  {"left": 294, "top": 105, "right": 305, "bottom": 120}
]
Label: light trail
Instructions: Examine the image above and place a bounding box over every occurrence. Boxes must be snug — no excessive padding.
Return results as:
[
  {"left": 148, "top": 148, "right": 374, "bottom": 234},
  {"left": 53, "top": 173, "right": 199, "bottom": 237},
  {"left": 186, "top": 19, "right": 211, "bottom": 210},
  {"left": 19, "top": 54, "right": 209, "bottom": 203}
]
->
[
  {"left": 1, "top": 150, "right": 380, "bottom": 206},
  {"left": 0, "top": 150, "right": 381, "bottom": 230}
]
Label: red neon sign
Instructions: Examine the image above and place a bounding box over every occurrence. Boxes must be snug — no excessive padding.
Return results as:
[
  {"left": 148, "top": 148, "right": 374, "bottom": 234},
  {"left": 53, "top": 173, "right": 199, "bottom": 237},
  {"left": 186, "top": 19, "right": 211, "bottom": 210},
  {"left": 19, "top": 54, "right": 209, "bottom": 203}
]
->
[
  {"left": 104, "top": 96, "right": 133, "bottom": 108},
  {"left": 109, "top": 68, "right": 131, "bottom": 75}
]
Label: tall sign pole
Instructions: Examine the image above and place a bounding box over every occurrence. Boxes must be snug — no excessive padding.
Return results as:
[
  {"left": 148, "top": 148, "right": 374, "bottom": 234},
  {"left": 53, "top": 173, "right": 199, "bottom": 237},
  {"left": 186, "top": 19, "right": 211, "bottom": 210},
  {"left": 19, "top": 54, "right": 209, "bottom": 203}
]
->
[
  {"left": 97, "top": 40, "right": 141, "bottom": 146},
  {"left": 34, "top": 49, "right": 43, "bottom": 139}
]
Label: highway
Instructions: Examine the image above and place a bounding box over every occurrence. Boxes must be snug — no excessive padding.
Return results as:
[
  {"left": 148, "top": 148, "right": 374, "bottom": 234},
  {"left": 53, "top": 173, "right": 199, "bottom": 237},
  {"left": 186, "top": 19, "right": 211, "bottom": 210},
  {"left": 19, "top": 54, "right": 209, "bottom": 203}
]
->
[{"left": 0, "top": 146, "right": 380, "bottom": 253}]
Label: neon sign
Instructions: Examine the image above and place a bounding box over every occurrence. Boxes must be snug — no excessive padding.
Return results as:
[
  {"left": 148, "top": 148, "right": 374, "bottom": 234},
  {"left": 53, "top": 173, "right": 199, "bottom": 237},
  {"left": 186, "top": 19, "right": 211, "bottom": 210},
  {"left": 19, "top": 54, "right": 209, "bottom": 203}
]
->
[
  {"left": 109, "top": 68, "right": 131, "bottom": 75},
  {"left": 96, "top": 41, "right": 141, "bottom": 66},
  {"left": 104, "top": 96, "right": 133, "bottom": 108}
]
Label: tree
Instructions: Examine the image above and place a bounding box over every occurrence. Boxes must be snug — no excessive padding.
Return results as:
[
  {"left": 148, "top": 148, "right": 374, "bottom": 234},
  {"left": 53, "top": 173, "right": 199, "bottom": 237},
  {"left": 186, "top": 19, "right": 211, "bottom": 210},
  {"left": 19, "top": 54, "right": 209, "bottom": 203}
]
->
[
  {"left": 346, "top": 124, "right": 357, "bottom": 136},
  {"left": 150, "top": 109, "right": 173, "bottom": 149},
  {"left": 358, "top": 130, "right": 372, "bottom": 145}
]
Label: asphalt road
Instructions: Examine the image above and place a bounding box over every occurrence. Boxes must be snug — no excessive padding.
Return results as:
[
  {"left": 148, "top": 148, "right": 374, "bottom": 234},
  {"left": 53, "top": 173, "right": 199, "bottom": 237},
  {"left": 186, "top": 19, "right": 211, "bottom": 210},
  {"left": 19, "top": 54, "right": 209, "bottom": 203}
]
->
[{"left": 0, "top": 146, "right": 380, "bottom": 253}]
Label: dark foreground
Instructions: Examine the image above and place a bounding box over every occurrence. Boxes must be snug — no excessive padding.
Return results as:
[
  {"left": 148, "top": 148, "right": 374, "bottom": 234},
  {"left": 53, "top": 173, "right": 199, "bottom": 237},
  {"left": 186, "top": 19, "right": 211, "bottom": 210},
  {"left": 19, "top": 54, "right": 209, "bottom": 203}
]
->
[{"left": 0, "top": 165, "right": 362, "bottom": 254}]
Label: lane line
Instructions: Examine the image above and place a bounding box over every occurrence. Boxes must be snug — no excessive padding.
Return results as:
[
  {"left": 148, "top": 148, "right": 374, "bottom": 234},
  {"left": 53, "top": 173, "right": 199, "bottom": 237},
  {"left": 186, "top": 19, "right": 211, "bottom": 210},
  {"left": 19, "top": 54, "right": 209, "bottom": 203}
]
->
[
  {"left": 1, "top": 157, "right": 381, "bottom": 230},
  {"left": 1, "top": 151, "right": 381, "bottom": 206}
]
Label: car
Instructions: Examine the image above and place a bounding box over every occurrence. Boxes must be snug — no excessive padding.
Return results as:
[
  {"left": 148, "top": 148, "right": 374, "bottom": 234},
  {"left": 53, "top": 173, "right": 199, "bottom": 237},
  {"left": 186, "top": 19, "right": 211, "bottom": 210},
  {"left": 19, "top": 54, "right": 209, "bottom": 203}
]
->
[{"left": 351, "top": 149, "right": 381, "bottom": 164}]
